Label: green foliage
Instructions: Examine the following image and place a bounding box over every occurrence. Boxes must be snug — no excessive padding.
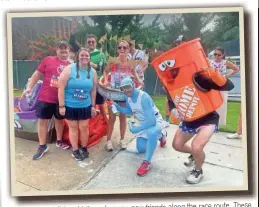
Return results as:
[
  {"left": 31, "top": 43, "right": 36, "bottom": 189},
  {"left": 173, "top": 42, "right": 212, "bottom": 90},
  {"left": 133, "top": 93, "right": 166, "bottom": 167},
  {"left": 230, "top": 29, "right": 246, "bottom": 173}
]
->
[
  {"left": 28, "top": 34, "right": 69, "bottom": 60},
  {"left": 202, "top": 12, "right": 240, "bottom": 52}
]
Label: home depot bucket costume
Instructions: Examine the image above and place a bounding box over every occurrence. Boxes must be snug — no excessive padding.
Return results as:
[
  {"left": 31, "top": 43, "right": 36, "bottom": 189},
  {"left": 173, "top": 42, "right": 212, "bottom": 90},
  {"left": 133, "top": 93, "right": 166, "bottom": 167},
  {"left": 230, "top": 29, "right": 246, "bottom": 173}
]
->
[{"left": 151, "top": 38, "right": 234, "bottom": 184}]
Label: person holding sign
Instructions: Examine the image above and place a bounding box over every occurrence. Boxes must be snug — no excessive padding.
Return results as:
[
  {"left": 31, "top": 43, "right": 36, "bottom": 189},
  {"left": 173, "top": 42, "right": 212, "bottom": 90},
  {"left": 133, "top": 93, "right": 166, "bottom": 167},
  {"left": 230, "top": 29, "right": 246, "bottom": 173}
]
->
[
  {"left": 58, "top": 48, "right": 98, "bottom": 161},
  {"left": 22, "top": 41, "right": 71, "bottom": 160},
  {"left": 103, "top": 40, "right": 144, "bottom": 151}
]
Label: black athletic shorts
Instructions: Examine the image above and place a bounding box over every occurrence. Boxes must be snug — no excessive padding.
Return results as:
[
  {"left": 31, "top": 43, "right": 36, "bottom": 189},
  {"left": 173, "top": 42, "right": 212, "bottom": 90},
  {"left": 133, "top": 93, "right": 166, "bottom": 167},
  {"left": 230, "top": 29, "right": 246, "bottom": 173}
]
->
[
  {"left": 96, "top": 91, "right": 105, "bottom": 105},
  {"left": 65, "top": 105, "right": 92, "bottom": 121},
  {"left": 35, "top": 101, "right": 65, "bottom": 120}
]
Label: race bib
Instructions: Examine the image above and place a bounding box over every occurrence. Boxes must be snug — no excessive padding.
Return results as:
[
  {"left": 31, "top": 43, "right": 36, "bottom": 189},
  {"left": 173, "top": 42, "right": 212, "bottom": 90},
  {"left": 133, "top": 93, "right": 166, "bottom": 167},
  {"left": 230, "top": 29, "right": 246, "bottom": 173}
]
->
[
  {"left": 73, "top": 89, "right": 89, "bottom": 101},
  {"left": 50, "top": 75, "right": 59, "bottom": 88}
]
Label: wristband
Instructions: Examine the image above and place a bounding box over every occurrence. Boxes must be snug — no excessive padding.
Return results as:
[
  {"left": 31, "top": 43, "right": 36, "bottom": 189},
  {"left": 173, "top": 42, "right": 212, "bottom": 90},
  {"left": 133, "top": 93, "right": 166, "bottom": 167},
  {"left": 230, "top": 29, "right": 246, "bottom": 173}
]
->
[{"left": 59, "top": 105, "right": 65, "bottom": 108}]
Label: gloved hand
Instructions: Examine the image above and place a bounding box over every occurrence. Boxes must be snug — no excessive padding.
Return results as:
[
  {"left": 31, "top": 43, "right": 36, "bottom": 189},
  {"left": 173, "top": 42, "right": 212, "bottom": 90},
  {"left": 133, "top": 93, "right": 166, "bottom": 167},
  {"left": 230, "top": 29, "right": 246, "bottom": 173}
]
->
[
  {"left": 199, "top": 67, "right": 227, "bottom": 87},
  {"left": 128, "top": 120, "right": 138, "bottom": 134}
]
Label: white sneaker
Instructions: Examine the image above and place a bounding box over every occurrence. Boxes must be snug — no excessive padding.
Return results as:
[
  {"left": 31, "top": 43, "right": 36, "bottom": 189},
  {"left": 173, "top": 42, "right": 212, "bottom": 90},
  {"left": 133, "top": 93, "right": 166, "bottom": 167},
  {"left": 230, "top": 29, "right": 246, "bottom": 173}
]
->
[
  {"left": 186, "top": 168, "right": 204, "bottom": 184},
  {"left": 120, "top": 139, "right": 127, "bottom": 150},
  {"left": 106, "top": 140, "right": 113, "bottom": 151},
  {"left": 227, "top": 133, "right": 242, "bottom": 139}
]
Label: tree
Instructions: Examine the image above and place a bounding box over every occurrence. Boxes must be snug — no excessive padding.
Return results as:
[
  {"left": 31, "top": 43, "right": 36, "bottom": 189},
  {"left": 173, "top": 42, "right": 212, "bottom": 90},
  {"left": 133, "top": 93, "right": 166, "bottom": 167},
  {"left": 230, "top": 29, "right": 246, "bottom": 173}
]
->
[
  {"left": 161, "top": 14, "right": 185, "bottom": 50},
  {"left": 202, "top": 12, "right": 240, "bottom": 52},
  {"left": 28, "top": 34, "right": 69, "bottom": 60}
]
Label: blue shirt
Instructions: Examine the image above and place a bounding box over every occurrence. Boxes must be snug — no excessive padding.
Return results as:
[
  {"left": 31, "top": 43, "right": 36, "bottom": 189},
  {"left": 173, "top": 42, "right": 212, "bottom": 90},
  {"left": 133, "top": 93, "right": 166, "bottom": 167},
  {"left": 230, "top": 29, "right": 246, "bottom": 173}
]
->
[{"left": 65, "top": 63, "right": 94, "bottom": 108}]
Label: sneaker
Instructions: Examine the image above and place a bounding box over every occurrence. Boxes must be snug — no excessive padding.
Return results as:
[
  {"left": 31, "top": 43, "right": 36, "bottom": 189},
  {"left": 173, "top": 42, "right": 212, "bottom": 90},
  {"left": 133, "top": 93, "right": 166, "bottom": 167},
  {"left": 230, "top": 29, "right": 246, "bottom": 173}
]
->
[
  {"left": 32, "top": 145, "right": 49, "bottom": 160},
  {"left": 71, "top": 149, "right": 84, "bottom": 161},
  {"left": 120, "top": 139, "right": 127, "bottom": 150},
  {"left": 184, "top": 154, "right": 195, "bottom": 167},
  {"left": 106, "top": 140, "right": 113, "bottom": 151},
  {"left": 227, "top": 133, "right": 242, "bottom": 139},
  {"left": 137, "top": 160, "right": 151, "bottom": 176},
  {"left": 159, "top": 130, "right": 167, "bottom": 148},
  {"left": 79, "top": 146, "right": 89, "bottom": 158},
  {"left": 56, "top": 140, "right": 70, "bottom": 150},
  {"left": 186, "top": 168, "right": 204, "bottom": 184}
]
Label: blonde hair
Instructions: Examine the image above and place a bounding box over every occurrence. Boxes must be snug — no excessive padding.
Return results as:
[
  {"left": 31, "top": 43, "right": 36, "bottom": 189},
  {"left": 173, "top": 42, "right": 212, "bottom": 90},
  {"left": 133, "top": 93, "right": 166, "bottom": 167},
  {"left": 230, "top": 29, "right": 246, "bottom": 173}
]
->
[{"left": 118, "top": 40, "right": 129, "bottom": 47}]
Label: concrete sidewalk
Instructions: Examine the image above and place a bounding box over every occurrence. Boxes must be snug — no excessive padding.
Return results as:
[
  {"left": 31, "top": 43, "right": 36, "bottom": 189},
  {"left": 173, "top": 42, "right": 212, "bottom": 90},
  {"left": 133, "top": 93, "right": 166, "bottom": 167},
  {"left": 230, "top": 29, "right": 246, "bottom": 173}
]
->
[{"left": 14, "top": 121, "right": 245, "bottom": 194}]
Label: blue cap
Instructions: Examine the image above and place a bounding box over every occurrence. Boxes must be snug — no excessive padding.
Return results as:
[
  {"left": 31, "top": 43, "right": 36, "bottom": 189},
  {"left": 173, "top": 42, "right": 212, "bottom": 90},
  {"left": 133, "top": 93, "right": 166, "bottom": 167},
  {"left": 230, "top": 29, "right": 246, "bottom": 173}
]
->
[{"left": 120, "top": 77, "right": 134, "bottom": 87}]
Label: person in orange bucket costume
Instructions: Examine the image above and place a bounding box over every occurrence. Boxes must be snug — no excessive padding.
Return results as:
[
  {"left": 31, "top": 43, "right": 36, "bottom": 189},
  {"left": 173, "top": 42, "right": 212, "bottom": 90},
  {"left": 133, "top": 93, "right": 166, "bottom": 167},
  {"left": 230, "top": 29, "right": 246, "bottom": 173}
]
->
[{"left": 151, "top": 38, "right": 235, "bottom": 184}]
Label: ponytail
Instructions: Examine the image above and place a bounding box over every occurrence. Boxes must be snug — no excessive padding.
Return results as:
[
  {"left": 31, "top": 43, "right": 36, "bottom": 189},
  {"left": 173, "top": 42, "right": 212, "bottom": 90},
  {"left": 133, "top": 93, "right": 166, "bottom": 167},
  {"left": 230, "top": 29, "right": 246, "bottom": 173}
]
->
[
  {"left": 76, "top": 60, "right": 80, "bottom": 79},
  {"left": 87, "top": 62, "right": 91, "bottom": 79}
]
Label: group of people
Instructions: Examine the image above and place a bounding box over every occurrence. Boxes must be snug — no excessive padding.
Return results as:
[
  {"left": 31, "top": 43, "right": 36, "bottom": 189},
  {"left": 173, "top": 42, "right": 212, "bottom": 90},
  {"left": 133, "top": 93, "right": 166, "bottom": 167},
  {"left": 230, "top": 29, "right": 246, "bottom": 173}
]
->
[
  {"left": 22, "top": 30, "right": 241, "bottom": 184},
  {"left": 22, "top": 33, "right": 150, "bottom": 161}
]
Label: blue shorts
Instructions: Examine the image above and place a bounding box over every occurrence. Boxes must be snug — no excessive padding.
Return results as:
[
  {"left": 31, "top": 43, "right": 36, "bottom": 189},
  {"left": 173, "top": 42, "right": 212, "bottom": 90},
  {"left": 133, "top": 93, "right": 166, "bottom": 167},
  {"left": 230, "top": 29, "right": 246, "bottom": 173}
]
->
[
  {"left": 179, "top": 122, "right": 219, "bottom": 135},
  {"left": 35, "top": 101, "right": 65, "bottom": 120}
]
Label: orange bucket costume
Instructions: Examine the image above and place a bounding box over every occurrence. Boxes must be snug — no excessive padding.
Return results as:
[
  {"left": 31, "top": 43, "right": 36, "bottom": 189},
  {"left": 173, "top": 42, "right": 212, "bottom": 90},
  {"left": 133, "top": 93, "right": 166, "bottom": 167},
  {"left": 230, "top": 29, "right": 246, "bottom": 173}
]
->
[{"left": 151, "top": 38, "right": 224, "bottom": 122}]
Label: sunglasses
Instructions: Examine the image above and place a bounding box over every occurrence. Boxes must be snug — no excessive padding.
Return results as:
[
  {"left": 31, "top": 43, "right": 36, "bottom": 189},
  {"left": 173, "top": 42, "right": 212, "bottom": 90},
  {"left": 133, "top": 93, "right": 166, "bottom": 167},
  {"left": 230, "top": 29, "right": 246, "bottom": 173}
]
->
[
  {"left": 87, "top": 41, "right": 96, "bottom": 44},
  {"left": 214, "top": 53, "right": 222, "bottom": 57},
  {"left": 118, "top": 46, "right": 128, "bottom": 50},
  {"left": 119, "top": 84, "right": 133, "bottom": 92}
]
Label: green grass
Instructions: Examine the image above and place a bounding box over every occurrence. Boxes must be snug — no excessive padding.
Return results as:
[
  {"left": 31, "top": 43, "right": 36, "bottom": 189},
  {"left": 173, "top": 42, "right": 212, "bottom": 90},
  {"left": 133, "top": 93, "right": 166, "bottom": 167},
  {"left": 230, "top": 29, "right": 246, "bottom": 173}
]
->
[
  {"left": 152, "top": 95, "right": 241, "bottom": 133},
  {"left": 13, "top": 90, "right": 240, "bottom": 132}
]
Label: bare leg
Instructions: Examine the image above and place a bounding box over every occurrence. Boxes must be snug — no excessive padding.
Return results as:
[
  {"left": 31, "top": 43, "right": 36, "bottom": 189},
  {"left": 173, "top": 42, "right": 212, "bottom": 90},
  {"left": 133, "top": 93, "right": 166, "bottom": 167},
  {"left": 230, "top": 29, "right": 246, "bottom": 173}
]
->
[
  {"left": 78, "top": 119, "right": 89, "bottom": 147},
  {"left": 191, "top": 125, "right": 215, "bottom": 170},
  {"left": 165, "top": 98, "right": 170, "bottom": 122},
  {"left": 119, "top": 113, "right": 126, "bottom": 140},
  {"left": 172, "top": 129, "right": 194, "bottom": 153},
  {"left": 98, "top": 104, "right": 108, "bottom": 121},
  {"left": 38, "top": 119, "right": 49, "bottom": 145},
  {"left": 66, "top": 120, "right": 79, "bottom": 150},
  {"left": 237, "top": 112, "right": 242, "bottom": 135},
  {"left": 106, "top": 107, "right": 116, "bottom": 141},
  {"left": 118, "top": 102, "right": 126, "bottom": 140},
  {"left": 54, "top": 118, "right": 64, "bottom": 141}
]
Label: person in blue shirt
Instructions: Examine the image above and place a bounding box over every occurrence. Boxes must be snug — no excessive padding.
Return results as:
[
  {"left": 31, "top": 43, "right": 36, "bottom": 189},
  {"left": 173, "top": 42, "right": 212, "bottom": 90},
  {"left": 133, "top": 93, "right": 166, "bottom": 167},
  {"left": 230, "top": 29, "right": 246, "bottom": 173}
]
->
[
  {"left": 58, "top": 48, "right": 98, "bottom": 161},
  {"left": 111, "top": 77, "right": 167, "bottom": 176}
]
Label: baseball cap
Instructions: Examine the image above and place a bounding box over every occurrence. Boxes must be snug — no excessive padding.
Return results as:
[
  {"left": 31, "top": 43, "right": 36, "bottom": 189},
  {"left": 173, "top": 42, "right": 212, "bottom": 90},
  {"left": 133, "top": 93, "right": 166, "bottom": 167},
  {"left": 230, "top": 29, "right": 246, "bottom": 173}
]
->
[
  {"left": 119, "top": 77, "right": 134, "bottom": 92},
  {"left": 56, "top": 41, "right": 69, "bottom": 48}
]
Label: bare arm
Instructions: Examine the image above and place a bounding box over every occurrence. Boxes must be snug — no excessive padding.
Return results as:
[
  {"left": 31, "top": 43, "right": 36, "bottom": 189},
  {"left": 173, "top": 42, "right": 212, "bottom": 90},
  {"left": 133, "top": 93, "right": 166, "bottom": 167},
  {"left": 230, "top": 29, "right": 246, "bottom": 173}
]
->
[
  {"left": 21, "top": 70, "right": 42, "bottom": 98},
  {"left": 28, "top": 70, "right": 41, "bottom": 90},
  {"left": 58, "top": 65, "right": 71, "bottom": 106},
  {"left": 139, "top": 61, "right": 148, "bottom": 73},
  {"left": 103, "top": 61, "right": 110, "bottom": 86},
  {"left": 138, "top": 52, "right": 149, "bottom": 73},
  {"left": 226, "top": 60, "right": 239, "bottom": 78},
  {"left": 131, "top": 65, "right": 144, "bottom": 86},
  {"left": 91, "top": 69, "right": 98, "bottom": 106}
]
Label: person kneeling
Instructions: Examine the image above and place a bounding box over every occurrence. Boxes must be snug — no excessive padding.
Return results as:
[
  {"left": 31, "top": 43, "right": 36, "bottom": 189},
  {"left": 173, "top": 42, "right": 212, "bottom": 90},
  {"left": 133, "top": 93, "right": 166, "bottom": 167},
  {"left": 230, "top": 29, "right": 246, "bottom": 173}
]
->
[{"left": 111, "top": 77, "right": 167, "bottom": 176}]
